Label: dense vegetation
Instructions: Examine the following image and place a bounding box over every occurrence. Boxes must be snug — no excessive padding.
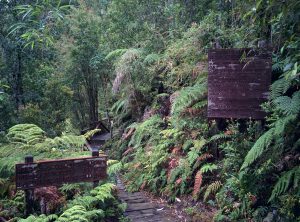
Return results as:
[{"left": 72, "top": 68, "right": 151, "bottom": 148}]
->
[{"left": 0, "top": 0, "right": 299, "bottom": 221}]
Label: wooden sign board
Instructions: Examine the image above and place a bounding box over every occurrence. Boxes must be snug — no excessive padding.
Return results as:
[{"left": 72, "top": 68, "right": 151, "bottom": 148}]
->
[
  {"left": 208, "top": 48, "right": 271, "bottom": 119},
  {"left": 16, "top": 155, "right": 107, "bottom": 190}
]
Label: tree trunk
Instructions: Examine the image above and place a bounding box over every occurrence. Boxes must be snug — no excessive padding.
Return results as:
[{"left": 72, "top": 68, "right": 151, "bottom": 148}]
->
[{"left": 12, "top": 49, "right": 24, "bottom": 114}]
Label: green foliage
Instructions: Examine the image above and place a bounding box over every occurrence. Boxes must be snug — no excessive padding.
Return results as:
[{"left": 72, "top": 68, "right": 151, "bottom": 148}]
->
[
  {"left": 240, "top": 128, "right": 274, "bottom": 170},
  {"left": 269, "top": 167, "right": 300, "bottom": 202},
  {"left": 107, "top": 160, "right": 123, "bottom": 176},
  {"left": 204, "top": 181, "right": 222, "bottom": 201},
  {"left": 273, "top": 91, "right": 300, "bottom": 115},
  {"left": 6, "top": 124, "right": 45, "bottom": 145},
  {"left": 171, "top": 80, "right": 207, "bottom": 120},
  {"left": 1, "top": 0, "right": 300, "bottom": 221},
  {"left": 19, "top": 214, "right": 58, "bottom": 222},
  {"left": 57, "top": 205, "right": 104, "bottom": 222},
  {"left": 129, "top": 115, "right": 164, "bottom": 148}
]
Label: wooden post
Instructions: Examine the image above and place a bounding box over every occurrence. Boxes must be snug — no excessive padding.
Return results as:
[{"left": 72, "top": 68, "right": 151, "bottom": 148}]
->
[
  {"left": 24, "top": 155, "right": 34, "bottom": 216},
  {"left": 92, "top": 149, "right": 99, "bottom": 188}
]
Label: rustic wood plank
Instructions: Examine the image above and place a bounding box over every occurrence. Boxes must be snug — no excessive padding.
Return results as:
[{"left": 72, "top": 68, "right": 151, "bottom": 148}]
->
[{"left": 208, "top": 48, "right": 271, "bottom": 119}]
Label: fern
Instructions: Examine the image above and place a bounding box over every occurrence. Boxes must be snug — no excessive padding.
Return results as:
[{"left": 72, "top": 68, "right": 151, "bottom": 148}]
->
[
  {"left": 204, "top": 180, "right": 222, "bottom": 201},
  {"left": 129, "top": 115, "right": 164, "bottom": 148},
  {"left": 273, "top": 91, "right": 300, "bottom": 115},
  {"left": 193, "top": 170, "right": 203, "bottom": 197},
  {"left": 197, "top": 153, "right": 213, "bottom": 162},
  {"left": 107, "top": 160, "right": 123, "bottom": 176},
  {"left": 200, "top": 164, "right": 218, "bottom": 174},
  {"left": 171, "top": 81, "right": 207, "bottom": 118},
  {"left": 270, "top": 77, "right": 293, "bottom": 100},
  {"left": 49, "top": 135, "right": 86, "bottom": 150},
  {"left": 111, "top": 98, "right": 128, "bottom": 114},
  {"left": 90, "top": 183, "right": 116, "bottom": 203},
  {"left": 112, "top": 48, "right": 143, "bottom": 93},
  {"left": 19, "top": 214, "right": 58, "bottom": 222},
  {"left": 209, "top": 133, "right": 231, "bottom": 142},
  {"left": 84, "top": 129, "right": 102, "bottom": 140},
  {"left": 6, "top": 124, "right": 45, "bottom": 145},
  {"left": 241, "top": 128, "right": 274, "bottom": 170},
  {"left": 187, "top": 148, "right": 199, "bottom": 166},
  {"left": 57, "top": 205, "right": 89, "bottom": 222},
  {"left": 269, "top": 167, "right": 300, "bottom": 202},
  {"left": 105, "top": 48, "right": 127, "bottom": 61},
  {"left": 143, "top": 53, "right": 160, "bottom": 65}
]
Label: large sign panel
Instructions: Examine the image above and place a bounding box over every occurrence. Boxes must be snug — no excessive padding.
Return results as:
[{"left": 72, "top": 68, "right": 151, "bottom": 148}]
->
[
  {"left": 208, "top": 48, "right": 271, "bottom": 119},
  {"left": 16, "top": 155, "right": 107, "bottom": 190}
]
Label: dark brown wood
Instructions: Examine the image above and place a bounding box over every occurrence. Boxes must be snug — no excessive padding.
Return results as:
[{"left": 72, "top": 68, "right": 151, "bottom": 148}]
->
[
  {"left": 92, "top": 149, "right": 100, "bottom": 188},
  {"left": 208, "top": 48, "right": 271, "bottom": 119},
  {"left": 24, "top": 155, "right": 34, "bottom": 216},
  {"left": 16, "top": 154, "right": 107, "bottom": 190}
]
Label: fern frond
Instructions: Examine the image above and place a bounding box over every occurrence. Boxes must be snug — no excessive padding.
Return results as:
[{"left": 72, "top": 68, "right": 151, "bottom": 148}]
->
[
  {"left": 84, "top": 129, "right": 101, "bottom": 140},
  {"left": 57, "top": 205, "right": 88, "bottom": 222},
  {"left": 193, "top": 170, "right": 203, "bottom": 197},
  {"left": 91, "top": 183, "right": 116, "bottom": 202},
  {"left": 187, "top": 148, "right": 199, "bottom": 166},
  {"left": 129, "top": 115, "right": 163, "bottom": 148},
  {"left": 200, "top": 164, "right": 218, "bottom": 174},
  {"left": 105, "top": 48, "right": 127, "bottom": 61},
  {"left": 107, "top": 160, "right": 123, "bottom": 176},
  {"left": 270, "top": 77, "right": 292, "bottom": 100},
  {"left": 269, "top": 166, "right": 300, "bottom": 202},
  {"left": 209, "top": 133, "right": 231, "bottom": 142},
  {"left": 198, "top": 153, "right": 213, "bottom": 162},
  {"left": 171, "top": 81, "right": 207, "bottom": 118},
  {"left": 241, "top": 128, "right": 274, "bottom": 170},
  {"left": 273, "top": 91, "right": 300, "bottom": 115},
  {"left": 6, "top": 124, "right": 45, "bottom": 145},
  {"left": 204, "top": 180, "right": 222, "bottom": 201}
]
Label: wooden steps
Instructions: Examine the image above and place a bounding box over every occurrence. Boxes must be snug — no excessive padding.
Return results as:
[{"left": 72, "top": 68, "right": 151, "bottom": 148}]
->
[{"left": 116, "top": 177, "right": 175, "bottom": 222}]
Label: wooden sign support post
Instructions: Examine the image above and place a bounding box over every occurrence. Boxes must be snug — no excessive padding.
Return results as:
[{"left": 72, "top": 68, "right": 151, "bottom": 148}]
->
[
  {"left": 92, "top": 149, "right": 99, "bottom": 188},
  {"left": 24, "top": 155, "right": 34, "bottom": 216}
]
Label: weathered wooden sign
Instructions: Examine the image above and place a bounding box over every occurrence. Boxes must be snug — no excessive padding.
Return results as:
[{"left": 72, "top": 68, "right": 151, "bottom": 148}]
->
[
  {"left": 16, "top": 153, "right": 107, "bottom": 190},
  {"left": 208, "top": 48, "right": 271, "bottom": 119},
  {"left": 16, "top": 151, "right": 107, "bottom": 216}
]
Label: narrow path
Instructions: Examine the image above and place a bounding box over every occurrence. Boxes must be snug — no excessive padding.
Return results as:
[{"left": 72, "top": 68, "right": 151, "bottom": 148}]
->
[{"left": 116, "top": 177, "right": 180, "bottom": 222}]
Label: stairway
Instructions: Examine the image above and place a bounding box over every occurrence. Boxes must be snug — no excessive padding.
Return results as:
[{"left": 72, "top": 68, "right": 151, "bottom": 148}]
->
[{"left": 116, "top": 177, "right": 175, "bottom": 222}]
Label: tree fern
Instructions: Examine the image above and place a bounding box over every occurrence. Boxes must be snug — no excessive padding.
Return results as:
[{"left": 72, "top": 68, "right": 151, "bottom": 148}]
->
[
  {"left": 269, "top": 166, "right": 300, "bottom": 202},
  {"left": 6, "top": 124, "right": 45, "bottom": 145},
  {"left": 111, "top": 98, "right": 128, "bottom": 114},
  {"left": 49, "top": 135, "right": 86, "bottom": 150}
]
